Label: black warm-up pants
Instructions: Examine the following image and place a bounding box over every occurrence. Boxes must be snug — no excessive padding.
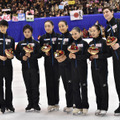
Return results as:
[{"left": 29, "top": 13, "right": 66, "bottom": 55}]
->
[
  {"left": 0, "top": 66, "right": 13, "bottom": 108},
  {"left": 44, "top": 62, "right": 59, "bottom": 106},
  {"left": 22, "top": 68, "right": 40, "bottom": 107},
  {"left": 58, "top": 60, "right": 73, "bottom": 107},
  {"left": 91, "top": 67, "right": 108, "bottom": 111},
  {"left": 72, "top": 63, "right": 89, "bottom": 109}
]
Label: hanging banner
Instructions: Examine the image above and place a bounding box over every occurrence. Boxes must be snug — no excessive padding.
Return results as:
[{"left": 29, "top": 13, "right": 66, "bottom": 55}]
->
[
  {"left": 26, "top": 10, "right": 34, "bottom": 22},
  {"left": 18, "top": 13, "right": 25, "bottom": 21},
  {"left": 68, "top": 1, "right": 75, "bottom": 5},
  {"left": 12, "top": 15, "right": 18, "bottom": 22},
  {"left": 2, "top": 14, "right": 11, "bottom": 21}
]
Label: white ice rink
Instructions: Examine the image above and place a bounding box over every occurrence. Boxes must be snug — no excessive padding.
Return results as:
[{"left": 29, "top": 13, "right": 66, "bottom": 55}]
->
[{"left": 1, "top": 39, "right": 120, "bottom": 120}]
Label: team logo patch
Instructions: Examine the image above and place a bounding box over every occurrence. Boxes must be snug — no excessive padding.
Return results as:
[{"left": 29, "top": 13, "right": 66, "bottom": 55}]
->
[
  {"left": 58, "top": 38, "right": 62, "bottom": 40},
  {"left": 5, "top": 39, "right": 11, "bottom": 42},
  {"left": 96, "top": 43, "right": 102, "bottom": 47},
  {"left": 64, "top": 38, "right": 69, "bottom": 42},
  {"left": 52, "top": 38, "right": 57, "bottom": 41},
  {"left": 21, "top": 43, "right": 27, "bottom": 45},
  {"left": 77, "top": 44, "right": 83, "bottom": 47},
  {"left": 44, "top": 38, "right": 50, "bottom": 41}
]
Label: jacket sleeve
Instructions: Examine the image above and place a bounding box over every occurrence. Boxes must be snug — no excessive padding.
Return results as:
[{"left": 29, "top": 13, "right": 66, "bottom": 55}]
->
[
  {"left": 66, "top": 37, "right": 73, "bottom": 58},
  {"left": 30, "top": 41, "right": 42, "bottom": 59},
  {"left": 11, "top": 38, "right": 15, "bottom": 52},
  {"left": 15, "top": 42, "right": 24, "bottom": 61},
  {"left": 10, "top": 38, "right": 15, "bottom": 59},
  {"left": 39, "top": 36, "right": 47, "bottom": 57},
  {"left": 76, "top": 41, "right": 90, "bottom": 60},
  {"left": 98, "top": 41, "right": 112, "bottom": 59},
  {"left": 116, "top": 19, "right": 120, "bottom": 46}
]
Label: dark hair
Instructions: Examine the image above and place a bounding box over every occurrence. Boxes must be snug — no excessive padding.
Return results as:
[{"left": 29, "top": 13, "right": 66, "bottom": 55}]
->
[
  {"left": 58, "top": 20, "right": 68, "bottom": 25},
  {"left": 44, "top": 20, "right": 54, "bottom": 26},
  {"left": 23, "top": 24, "right": 33, "bottom": 33},
  {"left": 92, "top": 25, "right": 102, "bottom": 38},
  {"left": 72, "top": 27, "right": 81, "bottom": 33},
  {"left": 0, "top": 20, "right": 8, "bottom": 27},
  {"left": 102, "top": 7, "right": 113, "bottom": 12}
]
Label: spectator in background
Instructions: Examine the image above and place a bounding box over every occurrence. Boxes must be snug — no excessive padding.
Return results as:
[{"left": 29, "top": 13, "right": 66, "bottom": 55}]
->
[
  {"left": 0, "top": 0, "right": 120, "bottom": 18},
  {"left": 93, "top": 4, "right": 98, "bottom": 14},
  {"left": 82, "top": 28, "right": 88, "bottom": 38}
]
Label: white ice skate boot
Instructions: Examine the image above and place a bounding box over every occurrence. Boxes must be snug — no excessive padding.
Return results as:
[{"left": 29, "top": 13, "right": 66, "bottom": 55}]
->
[
  {"left": 99, "top": 110, "right": 107, "bottom": 116},
  {"left": 73, "top": 108, "right": 82, "bottom": 115},
  {"left": 55, "top": 104, "right": 59, "bottom": 111},
  {"left": 82, "top": 108, "right": 88, "bottom": 115},
  {"left": 95, "top": 109, "right": 101, "bottom": 116},
  {"left": 63, "top": 107, "right": 73, "bottom": 113},
  {"left": 47, "top": 105, "right": 56, "bottom": 112}
]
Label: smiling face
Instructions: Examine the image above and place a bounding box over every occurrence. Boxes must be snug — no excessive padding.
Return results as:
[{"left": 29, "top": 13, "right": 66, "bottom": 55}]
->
[
  {"left": 72, "top": 29, "right": 81, "bottom": 40},
  {"left": 103, "top": 8, "right": 113, "bottom": 22},
  {"left": 58, "top": 21, "right": 68, "bottom": 34},
  {"left": 0, "top": 25, "right": 8, "bottom": 34},
  {"left": 90, "top": 26, "right": 100, "bottom": 38},
  {"left": 23, "top": 28, "right": 32, "bottom": 39},
  {"left": 44, "top": 22, "right": 54, "bottom": 34}
]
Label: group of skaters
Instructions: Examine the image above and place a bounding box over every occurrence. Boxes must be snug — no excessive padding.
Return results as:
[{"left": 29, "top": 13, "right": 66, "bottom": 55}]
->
[{"left": 0, "top": 6, "right": 120, "bottom": 117}]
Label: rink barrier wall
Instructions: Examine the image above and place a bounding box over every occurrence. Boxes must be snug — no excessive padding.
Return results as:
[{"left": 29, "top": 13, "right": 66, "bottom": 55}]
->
[{"left": 7, "top": 13, "right": 120, "bottom": 42}]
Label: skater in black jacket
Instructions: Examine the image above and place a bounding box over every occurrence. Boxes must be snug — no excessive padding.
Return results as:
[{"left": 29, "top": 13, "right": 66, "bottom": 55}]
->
[
  {"left": 56, "top": 20, "right": 73, "bottom": 113},
  {"left": 39, "top": 21, "right": 60, "bottom": 112},
  {"left": 0, "top": 20, "right": 15, "bottom": 113},
  {"left": 69, "top": 27, "right": 89, "bottom": 115},
  {"left": 103, "top": 7, "right": 120, "bottom": 116},
  {"left": 88, "top": 25, "right": 111, "bottom": 116},
  {"left": 15, "top": 24, "right": 41, "bottom": 112}
]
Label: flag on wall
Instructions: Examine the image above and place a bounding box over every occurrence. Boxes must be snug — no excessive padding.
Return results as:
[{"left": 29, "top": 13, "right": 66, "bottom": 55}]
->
[{"left": 70, "top": 10, "right": 83, "bottom": 21}]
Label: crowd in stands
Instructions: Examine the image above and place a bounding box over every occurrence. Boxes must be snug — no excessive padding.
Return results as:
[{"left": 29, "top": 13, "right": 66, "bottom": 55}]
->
[
  {"left": 0, "top": 0, "right": 120, "bottom": 18},
  {"left": 0, "top": 0, "right": 113, "bottom": 38}
]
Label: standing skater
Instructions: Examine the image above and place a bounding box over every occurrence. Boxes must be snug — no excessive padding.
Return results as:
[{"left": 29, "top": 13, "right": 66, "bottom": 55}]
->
[
  {"left": 103, "top": 7, "right": 120, "bottom": 116},
  {"left": 88, "top": 25, "right": 111, "bottom": 116},
  {"left": 0, "top": 20, "right": 15, "bottom": 113},
  {"left": 56, "top": 20, "right": 73, "bottom": 113},
  {"left": 39, "top": 21, "right": 60, "bottom": 112},
  {"left": 15, "top": 24, "right": 41, "bottom": 112},
  {"left": 69, "top": 27, "right": 89, "bottom": 115}
]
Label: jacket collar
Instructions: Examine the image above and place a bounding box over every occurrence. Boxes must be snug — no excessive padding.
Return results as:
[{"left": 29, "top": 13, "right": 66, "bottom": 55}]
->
[
  {"left": 0, "top": 32, "right": 8, "bottom": 37},
  {"left": 46, "top": 30, "right": 55, "bottom": 37},
  {"left": 62, "top": 30, "right": 70, "bottom": 36},
  {"left": 73, "top": 37, "right": 82, "bottom": 43},
  {"left": 107, "top": 17, "right": 116, "bottom": 26},
  {"left": 24, "top": 37, "right": 33, "bottom": 42}
]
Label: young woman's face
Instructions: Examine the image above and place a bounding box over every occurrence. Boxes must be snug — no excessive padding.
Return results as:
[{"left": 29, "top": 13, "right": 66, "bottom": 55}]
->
[
  {"left": 0, "top": 25, "right": 8, "bottom": 34},
  {"left": 72, "top": 30, "right": 81, "bottom": 40},
  {"left": 103, "top": 8, "right": 113, "bottom": 22},
  {"left": 58, "top": 22, "right": 68, "bottom": 34},
  {"left": 44, "top": 22, "right": 54, "bottom": 34},
  {"left": 23, "top": 29, "right": 32, "bottom": 39},
  {"left": 90, "top": 26, "right": 100, "bottom": 38}
]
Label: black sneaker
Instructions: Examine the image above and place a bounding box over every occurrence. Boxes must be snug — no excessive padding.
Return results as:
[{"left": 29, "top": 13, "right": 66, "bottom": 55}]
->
[
  {"left": 33, "top": 104, "right": 41, "bottom": 112},
  {"left": 25, "top": 104, "right": 33, "bottom": 112},
  {"left": 1, "top": 106, "right": 5, "bottom": 114},
  {"left": 114, "top": 105, "right": 120, "bottom": 116},
  {"left": 7, "top": 106, "right": 15, "bottom": 112}
]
